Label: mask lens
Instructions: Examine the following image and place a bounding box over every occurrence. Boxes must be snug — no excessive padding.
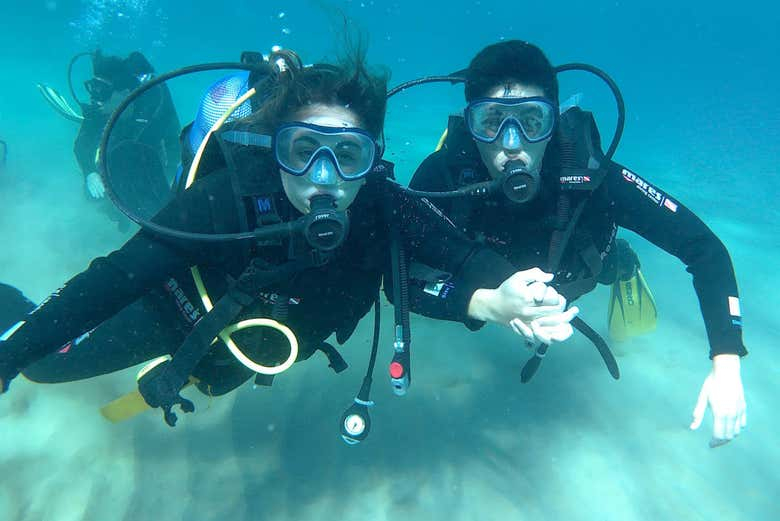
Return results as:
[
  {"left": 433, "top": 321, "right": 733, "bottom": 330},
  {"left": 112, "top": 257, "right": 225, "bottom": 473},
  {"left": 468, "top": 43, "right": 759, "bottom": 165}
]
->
[
  {"left": 275, "top": 124, "right": 377, "bottom": 180},
  {"left": 467, "top": 98, "right": 555, "bottom": 143},
  {"left": 85, "top": 78, "right": 113, "bottom": 102}
]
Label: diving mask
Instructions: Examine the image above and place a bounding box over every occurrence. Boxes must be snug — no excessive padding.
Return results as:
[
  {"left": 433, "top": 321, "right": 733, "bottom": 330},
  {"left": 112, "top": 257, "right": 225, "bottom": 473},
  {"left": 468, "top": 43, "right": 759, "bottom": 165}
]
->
[
  {"left": 465, "top": 97, "right": 556, "bottom": 144},
  {"left": 274, "top": 122, "right": 379, "bottom": 184},
  {"left": 84, "top": 77, "right": 114, "bottom": 103}
]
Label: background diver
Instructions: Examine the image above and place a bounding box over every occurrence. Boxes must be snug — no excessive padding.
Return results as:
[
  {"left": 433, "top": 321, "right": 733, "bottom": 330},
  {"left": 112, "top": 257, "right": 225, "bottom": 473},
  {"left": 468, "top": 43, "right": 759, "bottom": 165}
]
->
[{"left": 40, "top": 50, "right": 181, "bottom": 228}]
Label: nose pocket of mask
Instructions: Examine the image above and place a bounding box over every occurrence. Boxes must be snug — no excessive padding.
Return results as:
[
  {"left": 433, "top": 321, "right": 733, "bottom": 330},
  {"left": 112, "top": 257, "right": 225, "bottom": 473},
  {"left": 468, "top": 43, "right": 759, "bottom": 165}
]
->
[
  {"left": 502, "top": 123, "right": 523, "bottom": 150},
  {"left": 309, "top": 154, "right": 338, "bottom": 185}
]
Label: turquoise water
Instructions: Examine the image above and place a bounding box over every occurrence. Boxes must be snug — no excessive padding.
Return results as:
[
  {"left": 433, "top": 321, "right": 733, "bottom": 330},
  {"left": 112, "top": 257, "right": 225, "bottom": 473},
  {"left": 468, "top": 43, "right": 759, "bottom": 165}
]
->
[{"left": 0, "top": 1, "right": 778, "bottom": 520}]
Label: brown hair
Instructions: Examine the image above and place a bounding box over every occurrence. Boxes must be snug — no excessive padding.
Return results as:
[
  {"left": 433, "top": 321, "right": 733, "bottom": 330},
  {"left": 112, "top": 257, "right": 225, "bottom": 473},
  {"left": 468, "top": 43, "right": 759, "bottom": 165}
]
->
[{"left": 249, "top": 46, "right": 389, "bottom": 139}]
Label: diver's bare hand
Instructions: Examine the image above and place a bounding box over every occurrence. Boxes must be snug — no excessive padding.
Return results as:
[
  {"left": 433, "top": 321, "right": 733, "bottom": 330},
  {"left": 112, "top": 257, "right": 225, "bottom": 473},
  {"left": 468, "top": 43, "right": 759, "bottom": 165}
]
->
[
  {"left": 86, "top": 172, "right": 106, "bottom": 199},
  {"left": 468, "top": 268, "right": 566, "bottom": 326},
  {"left": 690, "top": 354, "right": 746, "bottom": 447}
]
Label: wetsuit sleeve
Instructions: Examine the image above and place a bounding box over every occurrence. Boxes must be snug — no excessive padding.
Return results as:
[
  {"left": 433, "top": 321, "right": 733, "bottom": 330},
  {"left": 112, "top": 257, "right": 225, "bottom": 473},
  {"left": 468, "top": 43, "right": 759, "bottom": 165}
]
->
[
  {"left": 388, "top": 189, "right": 516, "bottom": 328},
  {"left": 383, "top": 153, "right": 515, "bottom": 328},
  {"left": 0, "top": 175, "right": 238, "bottom": 377},
  {"left": 608, "top": 163, "right": 747, "bottom": 358},
  {"left": 73, "top": 114, "right": 107, "bottom": 177},
  {"left": 0, "top": 284, "right": 34, "bottom": 332}
]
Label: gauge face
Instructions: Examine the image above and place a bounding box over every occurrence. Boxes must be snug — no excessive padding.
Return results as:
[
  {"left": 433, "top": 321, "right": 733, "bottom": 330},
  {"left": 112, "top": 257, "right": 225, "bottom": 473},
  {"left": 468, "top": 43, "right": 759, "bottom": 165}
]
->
[{"left": 344, "top": 414, "right": 366, "bottom": 436}]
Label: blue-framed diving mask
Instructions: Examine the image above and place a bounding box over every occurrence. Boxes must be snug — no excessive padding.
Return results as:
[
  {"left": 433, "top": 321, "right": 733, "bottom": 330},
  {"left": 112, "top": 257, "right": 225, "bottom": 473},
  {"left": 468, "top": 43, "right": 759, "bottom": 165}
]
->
[
  {"left": 274, "top": 122, "right": 380, "bottom": 185},
  {"left": 465, "top": 97, "right": 557, "bottom": 147}
]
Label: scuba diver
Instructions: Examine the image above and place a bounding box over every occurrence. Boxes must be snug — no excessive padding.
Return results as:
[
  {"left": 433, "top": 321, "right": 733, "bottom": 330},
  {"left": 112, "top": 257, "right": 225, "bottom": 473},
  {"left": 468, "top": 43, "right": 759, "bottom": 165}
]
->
[
  {"left": 0, "top": 47, "right": 572, "bottom": 443},
  {"left": 393, "top": 40, "right": 747, "bottom": 447},
  {"left": 40, "top": 50, "right": 181, "bottom": 227}
]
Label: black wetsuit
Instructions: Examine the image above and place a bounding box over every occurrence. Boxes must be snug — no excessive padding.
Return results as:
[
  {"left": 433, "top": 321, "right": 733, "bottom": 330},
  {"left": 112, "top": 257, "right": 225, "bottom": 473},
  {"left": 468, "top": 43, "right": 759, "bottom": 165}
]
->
[
  {"left": 404, "top": 116, "right": 746, "bottom": 359},
  {"left": 0, "top": 284, "right": 34, "bottom": 333},
  {"left": 75, "top": 83, "right": 181, "bottom": 219},
  {"left": 0, "top": 160, "right": 507, "bottom": 396}
]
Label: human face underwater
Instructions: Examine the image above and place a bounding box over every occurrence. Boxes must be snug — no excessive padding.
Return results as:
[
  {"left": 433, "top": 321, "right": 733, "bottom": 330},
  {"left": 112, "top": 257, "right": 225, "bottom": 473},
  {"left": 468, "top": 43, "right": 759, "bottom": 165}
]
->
[
  {"left": 279, "top": 104, "right": 373, "bottom": 214},
  {"left": 470, "top": 83, "right": 554, "bottom": 180}
]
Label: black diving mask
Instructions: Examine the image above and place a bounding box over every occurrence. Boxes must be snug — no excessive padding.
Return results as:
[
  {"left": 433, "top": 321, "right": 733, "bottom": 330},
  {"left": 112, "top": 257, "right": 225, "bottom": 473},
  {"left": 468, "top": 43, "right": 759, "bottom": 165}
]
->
[{"left": 84, "top": 77, "right": 114, "bottom": 103}]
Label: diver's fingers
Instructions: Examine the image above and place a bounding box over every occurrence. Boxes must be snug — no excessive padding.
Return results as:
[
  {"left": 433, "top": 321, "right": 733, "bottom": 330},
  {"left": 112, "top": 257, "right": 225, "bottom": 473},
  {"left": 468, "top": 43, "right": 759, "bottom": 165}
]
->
[
  {"left": 689, "top": 376, "right": 711, "bottom": 430},
  {"left": 545, "top": 323, "right": 575, "bottom": 343},
  {"left": 724, "top": 412, "right": 737, "bottom": 440},
  {"left": 712, "top": 409, "right": 728, "bottom": 441},
  {"left": 710, "top": 406, "right": 733, "bottom": 448},
  {"left": 510, "top": 318, "right": 534, "bottom": 343},
  {"left": 532, "top": 307, "right": 579, "bottom": 327},
  {"left": 732, "top": 412, "right": 742, "bottom": 437},
  {"left": 513, "top": 268, "right": 554, "bottom": 286},
  {"left": 528, "top": 281, "right": 559, "bottom": 306},
  {"left": 163, "top": 408, "right": 178, "bottom": 427},
  {"left": 179, "top": 397, "right": 195, "bottom": 414},
  {"left": 520, "top": 302, "right": 567, "bottom": 319},
  {"left": 529, "top": 320, "right": 553, "bottom": 345}
]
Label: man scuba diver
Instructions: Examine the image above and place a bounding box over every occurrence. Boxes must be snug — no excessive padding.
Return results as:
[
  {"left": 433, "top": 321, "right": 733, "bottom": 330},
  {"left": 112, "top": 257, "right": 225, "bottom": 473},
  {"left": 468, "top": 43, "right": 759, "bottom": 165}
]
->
[
  {"left": 0, "top": 46, "right": 572, "bottom": 443},
  {"left": 396, "top": 40, "right": 747, "bottom": 447},
  {"left": 64, "top": 50, "right": 181, "bottom": 224}
]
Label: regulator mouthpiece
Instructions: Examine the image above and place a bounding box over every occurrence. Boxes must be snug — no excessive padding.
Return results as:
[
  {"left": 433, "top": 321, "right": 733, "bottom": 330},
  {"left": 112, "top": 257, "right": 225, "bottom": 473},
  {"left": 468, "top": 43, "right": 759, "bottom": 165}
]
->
[
  {"left": 501, "top": 160, "right": 540, "bottom": 204},
  {"left": 302, "top": 194, "right": 350, "bottom": 251}
]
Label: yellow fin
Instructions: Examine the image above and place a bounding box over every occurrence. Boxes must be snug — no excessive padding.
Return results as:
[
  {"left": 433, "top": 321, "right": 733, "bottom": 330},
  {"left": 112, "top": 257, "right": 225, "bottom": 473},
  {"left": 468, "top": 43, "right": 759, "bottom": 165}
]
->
[
  {"left": 100, "top": 390, "right": 150, "bottom": 423},
  {"left": 608, "top": 269, "right": 658, "bottom": 341}
]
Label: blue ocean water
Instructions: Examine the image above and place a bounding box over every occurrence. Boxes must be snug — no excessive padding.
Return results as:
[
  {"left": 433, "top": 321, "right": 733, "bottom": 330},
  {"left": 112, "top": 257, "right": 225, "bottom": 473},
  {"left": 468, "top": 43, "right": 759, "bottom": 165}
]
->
[{"left": 0, "top": 1, "right": 778, "bottom": 520}]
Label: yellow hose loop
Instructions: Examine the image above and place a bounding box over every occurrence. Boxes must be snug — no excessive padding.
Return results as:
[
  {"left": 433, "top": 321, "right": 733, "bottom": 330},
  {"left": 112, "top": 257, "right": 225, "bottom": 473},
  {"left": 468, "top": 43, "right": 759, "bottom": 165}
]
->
[
  {"left": 434, "top": 128, "right": 448, "bottom": 152},
  {"left": 219, "top": 319, "right": 298, "bottom": 375},
  {"left": 184, "top": 84, "right": 298, "bottom": 376},
  {"left": 136, "top": 355, "right": 172, "bottom": 381},
  {"left": 190, "top": 266, "right": 298, "bottom": 375},
  {"left": 185, "top": 87, "right": 257, "bottom": 189},
  {"left": 191, "top": 266, "right": 214, "bottom": 318}
]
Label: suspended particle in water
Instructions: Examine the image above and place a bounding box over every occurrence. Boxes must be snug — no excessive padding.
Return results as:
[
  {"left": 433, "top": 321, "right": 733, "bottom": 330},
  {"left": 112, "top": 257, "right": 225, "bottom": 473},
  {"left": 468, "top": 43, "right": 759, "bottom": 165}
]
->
[
  {"left": 278, "top": 11, "right": 285, "bottom": 18},
  {"left": 281, "top": 27, "right": 291, "bottom": 35}
]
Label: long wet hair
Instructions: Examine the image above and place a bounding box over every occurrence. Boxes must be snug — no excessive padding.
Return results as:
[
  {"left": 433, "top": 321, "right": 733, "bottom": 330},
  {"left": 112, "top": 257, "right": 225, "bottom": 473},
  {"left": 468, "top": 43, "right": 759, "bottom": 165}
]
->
[{"left": 248, "top": 41, "right": 389, "bottom": 139}]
